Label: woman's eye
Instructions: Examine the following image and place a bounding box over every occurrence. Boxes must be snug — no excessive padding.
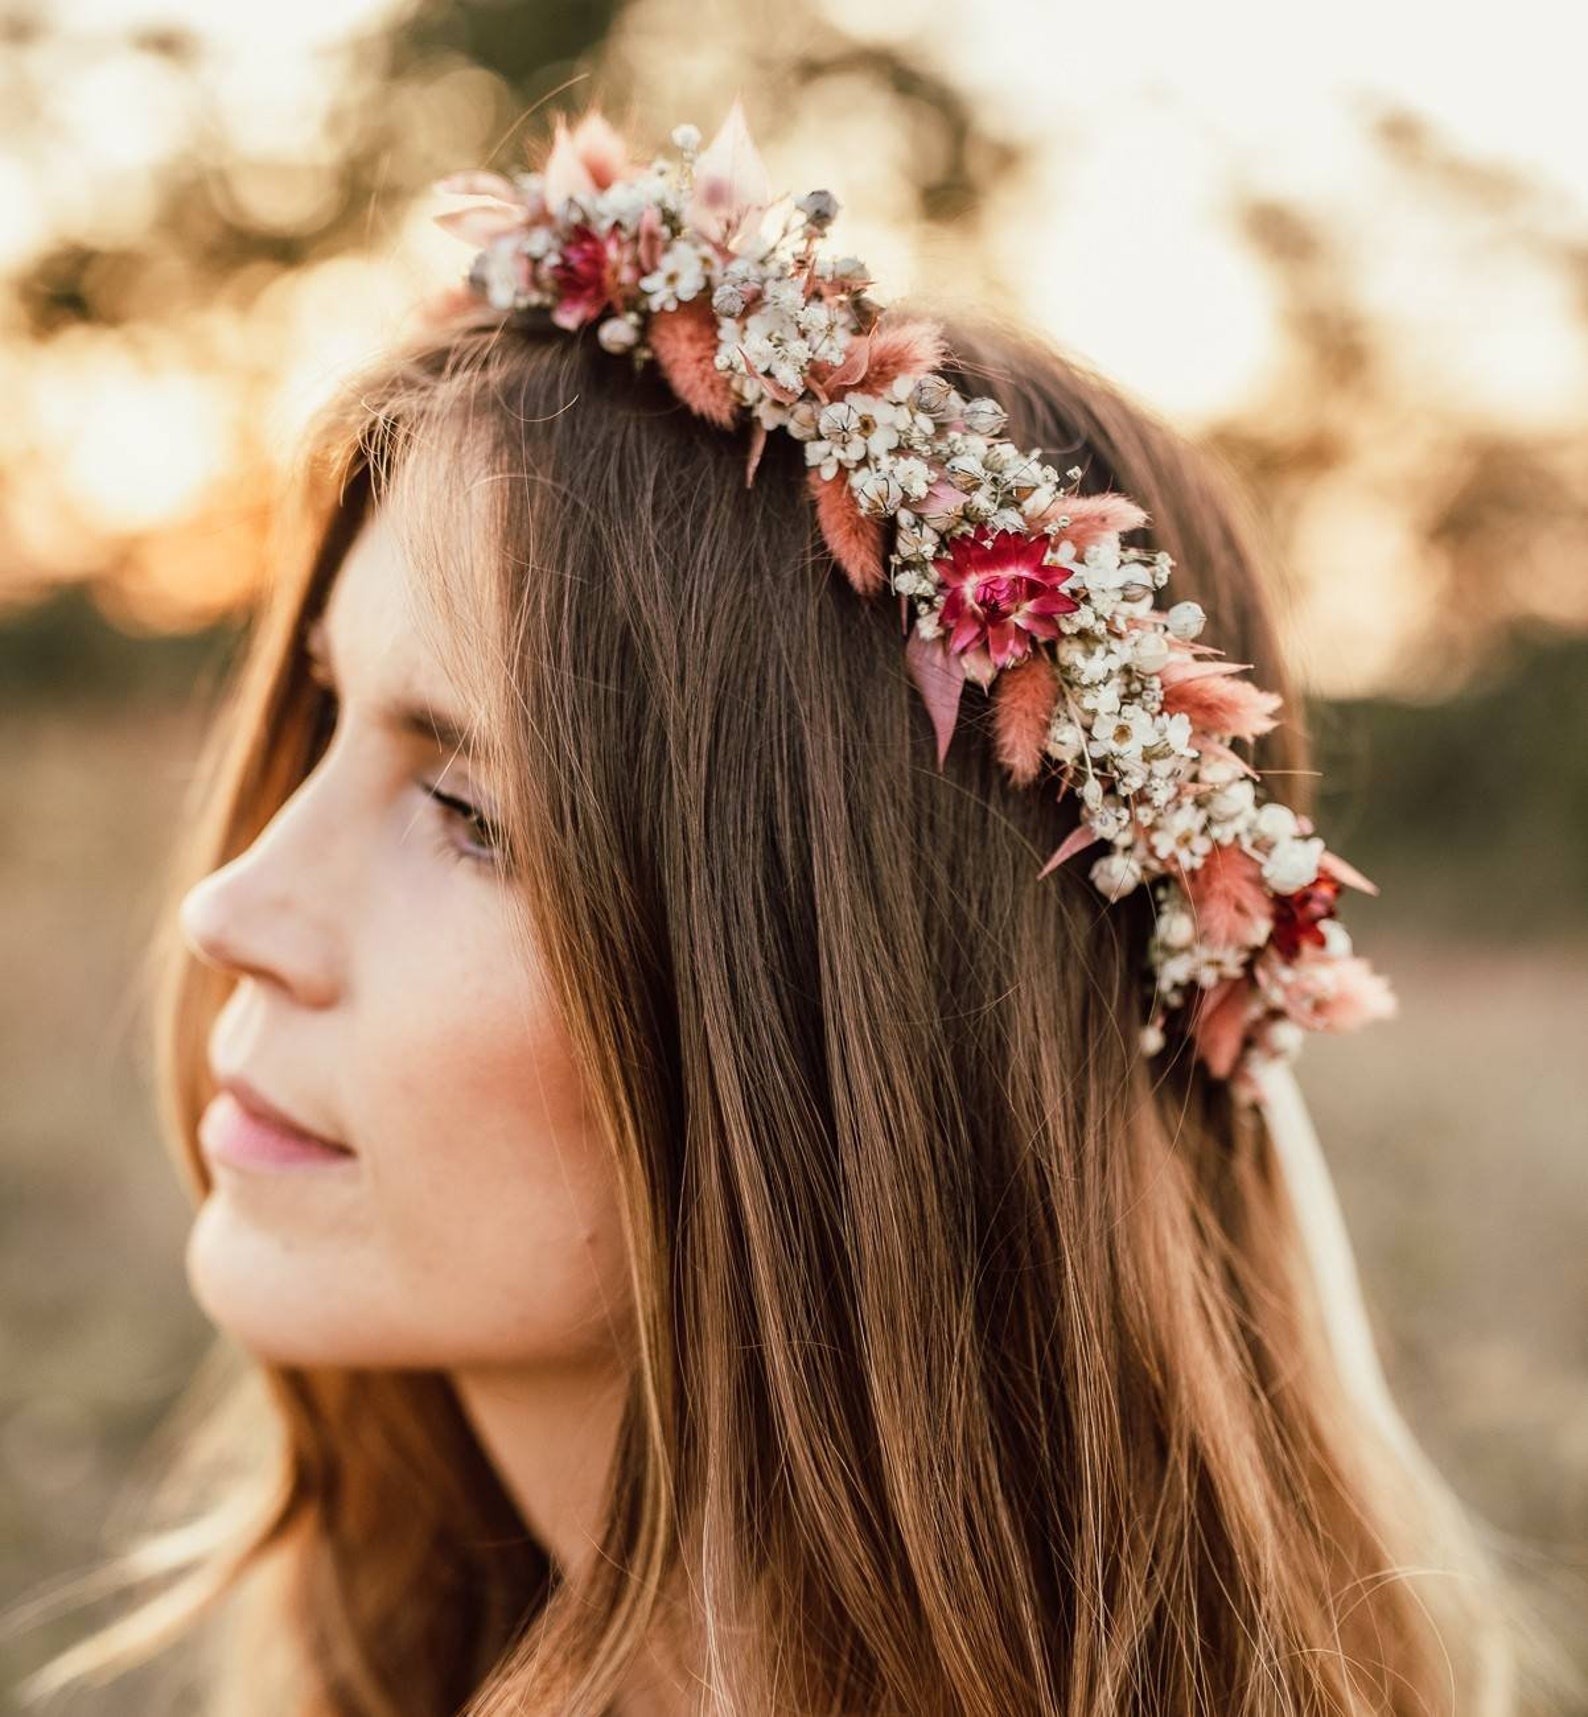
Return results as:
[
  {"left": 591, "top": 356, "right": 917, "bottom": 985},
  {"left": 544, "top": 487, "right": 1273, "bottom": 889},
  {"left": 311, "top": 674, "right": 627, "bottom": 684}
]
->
[{"left": 422, "top": 782, "right": 505, "bottom": 865}]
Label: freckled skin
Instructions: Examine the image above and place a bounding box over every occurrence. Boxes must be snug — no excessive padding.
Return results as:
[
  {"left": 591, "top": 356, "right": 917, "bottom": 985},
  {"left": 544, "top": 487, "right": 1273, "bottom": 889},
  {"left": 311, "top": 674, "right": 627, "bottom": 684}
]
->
[{"left": 179, "top": 508, "right": 634, "bottom": 1374}]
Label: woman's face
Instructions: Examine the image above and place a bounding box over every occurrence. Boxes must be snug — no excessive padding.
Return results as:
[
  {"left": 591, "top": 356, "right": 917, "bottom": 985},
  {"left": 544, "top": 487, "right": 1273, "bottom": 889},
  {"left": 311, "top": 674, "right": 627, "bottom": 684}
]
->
[{"left": 179, "top": 505, "right": 635, "bottom": 1373}]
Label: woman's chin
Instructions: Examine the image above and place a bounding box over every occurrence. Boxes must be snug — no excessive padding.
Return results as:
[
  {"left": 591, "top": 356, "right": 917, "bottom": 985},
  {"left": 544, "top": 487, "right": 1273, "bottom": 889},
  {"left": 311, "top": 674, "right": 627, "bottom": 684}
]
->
[{"left": 185, "top": 1193, "right": 390, "bottom": 1368}]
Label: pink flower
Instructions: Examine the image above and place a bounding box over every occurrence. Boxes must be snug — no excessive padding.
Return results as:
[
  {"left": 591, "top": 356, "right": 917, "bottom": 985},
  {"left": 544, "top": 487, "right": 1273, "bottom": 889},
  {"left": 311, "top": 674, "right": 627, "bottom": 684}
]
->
[
  {"left": 933, "top": 528, "right": 1080, "bottom": 685},
  {"left": 549, "top": 224, "right": 636, "bottom": 330},
  {"left": 1276, "top": 949, "right": 1397, "bottom": 1033}
]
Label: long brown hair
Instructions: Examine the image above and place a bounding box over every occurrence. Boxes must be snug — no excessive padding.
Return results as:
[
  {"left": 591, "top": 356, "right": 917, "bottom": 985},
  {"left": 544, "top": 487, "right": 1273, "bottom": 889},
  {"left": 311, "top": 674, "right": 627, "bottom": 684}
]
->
[{"left": 28, "top": 301, "right": 1535, "bottom": 1714}]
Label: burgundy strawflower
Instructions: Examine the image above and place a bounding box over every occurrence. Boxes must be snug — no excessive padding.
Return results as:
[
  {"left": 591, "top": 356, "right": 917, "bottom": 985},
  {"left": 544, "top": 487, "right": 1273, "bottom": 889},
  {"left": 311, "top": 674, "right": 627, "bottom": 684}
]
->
[
  {"left": 933, "top": 528, "right": 1081, "bottom": 683},
  {"left": 550, "top": 224, "right": 635, "bottom": 330},
  {"left": 1269, "top": 874, "right": 1342, "bottom": 961}
]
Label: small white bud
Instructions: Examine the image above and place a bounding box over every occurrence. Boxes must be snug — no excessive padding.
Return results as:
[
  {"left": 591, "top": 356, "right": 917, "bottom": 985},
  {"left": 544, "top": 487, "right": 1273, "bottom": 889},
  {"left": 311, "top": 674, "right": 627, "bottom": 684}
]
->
[
  {"left": 1130, "top": 630, "right": 1172, "bottom": 674},
  {"left": 1090, "top": 850, "right": 1145, "bottom": 900},
  {"left": 1166, "top": 600, "right": 1206, "bottom": 640},
  {"left": 1254, "top": 802, "right": 1299, "bottom": 842},
  {"left": 960, "top": 396, "right": 1008, "bottom": 436},
  {"left": 597, "top": 316, "right": 640, "bottom": 354},
  {"left": 670, "top": 123, "right": 702, "bottom": 153}
]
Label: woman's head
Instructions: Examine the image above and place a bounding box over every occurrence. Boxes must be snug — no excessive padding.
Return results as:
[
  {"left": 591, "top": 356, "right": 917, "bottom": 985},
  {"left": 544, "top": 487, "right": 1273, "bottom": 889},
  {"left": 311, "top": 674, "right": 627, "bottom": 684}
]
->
[{"left": 91, "top": 303, "right": 1515, "bottom": 1714}]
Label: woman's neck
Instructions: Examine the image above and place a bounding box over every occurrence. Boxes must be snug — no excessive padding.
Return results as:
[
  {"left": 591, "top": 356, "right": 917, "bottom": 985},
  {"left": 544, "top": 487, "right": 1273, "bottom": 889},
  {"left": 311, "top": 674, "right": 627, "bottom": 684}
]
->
[{"left": 449, "top": 1362, "right": 701, "bottom": 1716}]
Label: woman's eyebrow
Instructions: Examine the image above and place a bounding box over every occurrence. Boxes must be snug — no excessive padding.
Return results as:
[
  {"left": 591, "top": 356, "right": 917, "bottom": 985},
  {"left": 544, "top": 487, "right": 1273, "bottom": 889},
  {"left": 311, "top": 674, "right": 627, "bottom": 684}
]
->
[{"left": 303, "top": 617, "right": 477, "bottom": 757}]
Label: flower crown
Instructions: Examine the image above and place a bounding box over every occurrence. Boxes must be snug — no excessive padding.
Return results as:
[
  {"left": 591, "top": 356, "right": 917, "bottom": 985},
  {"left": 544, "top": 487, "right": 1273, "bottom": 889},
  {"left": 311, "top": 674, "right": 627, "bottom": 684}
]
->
[{"left": 431, "top": 99, "right": 1395, "bottom": 1093}]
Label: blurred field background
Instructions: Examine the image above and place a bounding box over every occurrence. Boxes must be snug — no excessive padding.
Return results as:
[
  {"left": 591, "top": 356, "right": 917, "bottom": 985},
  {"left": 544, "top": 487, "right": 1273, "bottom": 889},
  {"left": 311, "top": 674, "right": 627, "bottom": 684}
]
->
[{"left": 2, "top": 0, "right": 1586, "bottom": 1707}]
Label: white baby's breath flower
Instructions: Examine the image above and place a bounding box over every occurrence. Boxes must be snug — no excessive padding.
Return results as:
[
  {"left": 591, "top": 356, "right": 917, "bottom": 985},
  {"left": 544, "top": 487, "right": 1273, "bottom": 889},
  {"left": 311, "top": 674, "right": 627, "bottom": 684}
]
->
[
  {"left": 1089, "top": 704, "right": 1156, "bottom": 761},
  {"left": 1261, "top": 835, "right": 1324, "bottom": 894},
  {"left": 1091, "top": 850, "right": 1145, "bottom": 900},
  {"left": 1205, "top": 778, "right": 1256, "bottom": 823},
  {"left": 1254, "top": 802, "right": 1299, "bottom": 842},
  {"left": 1150, "top": 806, "right": 1213, "bottom": 869},
  {"left": 1047, "top": 719, "right": 1085, "bottom": 762},
  {"left": 888, "top": 455, "right": 932, "bottom": 501},
  {"left": 1158, "top": 908, "right": 1198, "bottom": 950},
  {"left": 1320, "top": 919, "right": 1353, "bottom": 957},
  {"left": 640, "top": 239, "right": 707, "bottom": 309}
]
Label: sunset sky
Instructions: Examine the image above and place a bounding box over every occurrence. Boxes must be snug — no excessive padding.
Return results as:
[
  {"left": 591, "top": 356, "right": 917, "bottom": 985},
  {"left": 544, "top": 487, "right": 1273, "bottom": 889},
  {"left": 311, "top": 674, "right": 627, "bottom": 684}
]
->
[{"left": 3, "top": 0, "right": 1584, "bottom": 688}]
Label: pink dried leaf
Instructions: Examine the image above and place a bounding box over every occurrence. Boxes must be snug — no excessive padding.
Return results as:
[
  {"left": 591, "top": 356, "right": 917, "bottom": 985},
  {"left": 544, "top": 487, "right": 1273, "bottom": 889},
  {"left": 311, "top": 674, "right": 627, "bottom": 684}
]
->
[
  {"left": 993, "top": 653, "right": 1058, "bottom": 788},
  {"left": 687, "top": 95, "right": 773, "bottom": 248},
  {"left": 569, "top": 109, "right": 634, "bottom": 189},
  {"left": 904, "top": 628, "right": 969, "bottom": 770},
  {"left": 637, "top": 203, "right": 667, "bottom": 274},
  {"left": 744, "top": 420, "right": 769, "bottom": 489},
  {"left": 1038, "top": 821, "right": 1101, "bottom": 879},
  {"left": 542, "top": 115, "right": 599, "bottom": 210},
  {"left": 1193, "top": 977, "right": 1255, "bottom": 1079},
  {"left": 808, "top": 470, "right": 885, "bottom": 595},
  {"left": 650, "top": 299, "right": 739, "bottom": 429},
  {"left": 815, "top": 335, "right": 871, "bottom": 395},
  {"left": 1319, "top": 850, "right": 1379, "bottom": 896},
  {"left": 433, "top": 170, "right": 525, "bottom": 204},
  {"left": 432, "top": 205, "right": 529, "bottom": 247}
]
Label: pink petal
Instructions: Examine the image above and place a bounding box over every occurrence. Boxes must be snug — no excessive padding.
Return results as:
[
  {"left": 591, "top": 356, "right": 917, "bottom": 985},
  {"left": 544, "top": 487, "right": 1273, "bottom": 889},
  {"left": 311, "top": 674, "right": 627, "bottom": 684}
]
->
[
  {"left": 1316, "top": 957, "right": 1397, "bottom": 1031},
  {"left": 1185, "top": 843, "right": 1271, "bottom": 946},
  {"left": 744, "top": 419, "right": 768, "bottom": 489},
  {"left": 569, "top": 109, "right": 634, "bottom": 189},
  {"left": 993, "top": 653, "right": 1058, "bottom": 787},
  {"left": 904, "top": 629, "right": 968, "bottom": 770},
  {"left": 649, "top": 298, "right": 739, "bottom": 429},
  {"left": 433, "top": 170, "right": 525, "bottom": 203},
  {"left": 815, "top": 335, "right": 871, "bottom": 395},
  {"left": 637, "top": 203, "right": 666, "bottom": 274},
  {"left": 432, "top": 206, "right": 529, "bottom": 247},
  {"left": 809, "top": 470, "right": 885, "bottom": 595},
  {"left": 1192, "top": 977, "right": 1254, "bottom": 1079},
  {"left": 1038, "top": 820, "right": 1101, "bottom": 879},
  {"left": 1319, "top": 850, "right": 1379, "bottom": 896},
  {"left": 542, "top": 115, "right": 598, "bottom": 211},
  {"left": 687, "top": 95, "right": 772, "bottom": 248}
]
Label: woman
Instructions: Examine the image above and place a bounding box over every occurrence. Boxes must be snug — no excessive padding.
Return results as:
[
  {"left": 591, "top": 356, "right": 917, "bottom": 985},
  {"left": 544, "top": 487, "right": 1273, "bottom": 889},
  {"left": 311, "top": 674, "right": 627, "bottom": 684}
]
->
[{"left": 29, "top": 105, "right": 1537, "bottom": 1715}]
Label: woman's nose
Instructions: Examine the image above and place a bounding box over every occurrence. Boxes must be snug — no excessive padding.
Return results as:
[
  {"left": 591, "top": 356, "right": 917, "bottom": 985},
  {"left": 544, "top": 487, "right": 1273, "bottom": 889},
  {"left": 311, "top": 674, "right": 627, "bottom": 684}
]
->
[{"left": 178, "top": 786, "right": 346, "bottom": 1009}]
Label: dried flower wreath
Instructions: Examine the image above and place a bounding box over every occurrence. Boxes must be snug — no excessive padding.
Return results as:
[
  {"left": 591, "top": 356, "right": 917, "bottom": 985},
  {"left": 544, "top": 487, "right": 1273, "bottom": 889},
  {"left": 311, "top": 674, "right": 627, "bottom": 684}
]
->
[{"left": 430, "top": 99, "right": 1395, "bottom": 1092}]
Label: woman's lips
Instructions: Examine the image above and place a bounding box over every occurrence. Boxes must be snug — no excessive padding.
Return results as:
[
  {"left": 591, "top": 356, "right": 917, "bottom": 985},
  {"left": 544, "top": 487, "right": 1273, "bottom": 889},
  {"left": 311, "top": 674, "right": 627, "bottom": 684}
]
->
[{"left": 199, "top": 1088, "right": 356, "bottom": 1174}]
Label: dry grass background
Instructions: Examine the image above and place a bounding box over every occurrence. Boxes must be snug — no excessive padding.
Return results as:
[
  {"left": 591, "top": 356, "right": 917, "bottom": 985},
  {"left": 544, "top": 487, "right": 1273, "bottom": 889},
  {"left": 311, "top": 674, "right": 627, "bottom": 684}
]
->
[{"left": 1, "top": 676, "right": 1584, "bottom": 1709}]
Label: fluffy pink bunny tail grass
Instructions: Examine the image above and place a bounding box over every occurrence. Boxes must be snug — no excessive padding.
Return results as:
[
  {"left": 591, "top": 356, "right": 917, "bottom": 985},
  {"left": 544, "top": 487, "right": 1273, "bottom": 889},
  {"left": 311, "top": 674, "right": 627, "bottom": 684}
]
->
[
  {"left": 859, "top": 315, "right": 951, "bottom": 398},
  {"left": 1161, "top": 658, "right": 1283, "bottom": 741},
  {"left": 993, "top": 654, "right": 1059, "bottom": 787},
  {"left": 1186, "top": 843, "right": 1272, "bottom": 947},
  {"left": 1192, "top": 977, "right": 1254, "bottom": 1079},
  {"left": 1033, "top": 491, "right": 1149, "bottom": 549},
  {"left": 649, "top": 298, "right": 739, "bottom": 430},
  {"left": 808, "top": 471, "right": 885, "bottom": 596}
]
